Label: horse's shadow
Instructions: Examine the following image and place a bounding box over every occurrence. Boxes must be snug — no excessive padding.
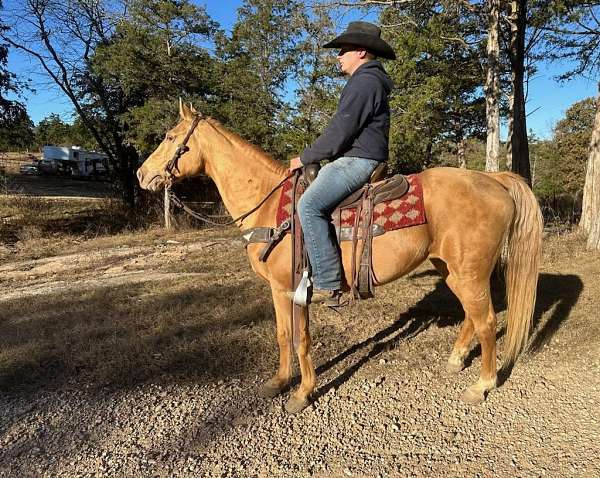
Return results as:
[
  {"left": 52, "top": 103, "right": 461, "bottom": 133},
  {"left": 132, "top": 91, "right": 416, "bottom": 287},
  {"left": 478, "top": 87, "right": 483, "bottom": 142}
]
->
[{"left": 313, "top": 269, "right": 583, "bottom": 399}]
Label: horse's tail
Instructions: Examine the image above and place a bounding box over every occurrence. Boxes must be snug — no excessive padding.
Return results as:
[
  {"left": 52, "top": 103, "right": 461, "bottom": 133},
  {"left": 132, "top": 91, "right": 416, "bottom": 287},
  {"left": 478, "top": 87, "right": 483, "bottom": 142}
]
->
[{"left": 488, "top": 172, "right": 543, "bottom": 367}]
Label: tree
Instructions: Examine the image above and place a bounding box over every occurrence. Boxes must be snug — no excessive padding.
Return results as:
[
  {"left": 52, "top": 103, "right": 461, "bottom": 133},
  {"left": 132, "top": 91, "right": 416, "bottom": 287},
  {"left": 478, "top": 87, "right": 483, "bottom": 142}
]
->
[
  {"left": 214, "top": 0, "right": 305, "bottom": 159},
  {"left": 34, "top": 114, "right": 71, "bottom": 147},
  {"left": 485, "top": 0, "right": 501, "bottom": 171},
  {"left": 505, "top": 0, "right": 531, "bottom": 183},
  {"left": 1, "top": 0, "right": 140, "bottom": 206},
  {"left": 104, "top": 0, "right": 219, "bottom": 229},
  {"left": 90, "top": 0, "right": 218, "bottom": 156},
  {"left": 541, "top": 1, "right": 600, "bottom": 249},
  {"left": 380, "top": 1, "right": 486, "bottom": 173},
  {"left": 282, "top": 6, "right": 340, "bottom": 155},
  {"left": 1, "top": 0, "right": 219, "bottom": 208},
  {"left": 529, "top": 97, "right": 594, "bottom": 203},
  {"left": 34, "top": 114, "right": 98, "bottom": 149},
  {"left": 583, "top": 91, "right": 600, "bottom": 250},
  {"left": 0, "top": 107, "right": 34, "bottom": 151},
  {"left": 553, "top": 97, "right": 595, "bottom": 193},
  {"left": 0, "top": 0, "right": 30, "bottom": 145}
]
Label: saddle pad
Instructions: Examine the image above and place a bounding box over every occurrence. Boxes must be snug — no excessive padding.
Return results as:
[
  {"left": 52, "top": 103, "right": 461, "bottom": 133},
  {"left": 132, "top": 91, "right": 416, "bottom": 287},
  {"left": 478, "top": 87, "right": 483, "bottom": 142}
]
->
[{"left": 276, "top": 174, "right": 427, "bottom": 232}]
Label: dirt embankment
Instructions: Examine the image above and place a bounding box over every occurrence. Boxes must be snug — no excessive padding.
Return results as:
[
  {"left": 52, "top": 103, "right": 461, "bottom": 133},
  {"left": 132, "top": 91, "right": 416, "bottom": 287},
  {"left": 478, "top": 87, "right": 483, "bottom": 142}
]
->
[{"left": 0, "top": 229, "right": 599, "bottom": 477}]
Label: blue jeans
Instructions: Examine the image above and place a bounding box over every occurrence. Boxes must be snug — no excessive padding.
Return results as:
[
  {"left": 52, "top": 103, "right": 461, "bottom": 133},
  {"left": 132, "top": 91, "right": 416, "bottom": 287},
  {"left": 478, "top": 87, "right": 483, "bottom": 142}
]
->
[{"left": 297, "top": 156, "right": 380, "bottom": 290}]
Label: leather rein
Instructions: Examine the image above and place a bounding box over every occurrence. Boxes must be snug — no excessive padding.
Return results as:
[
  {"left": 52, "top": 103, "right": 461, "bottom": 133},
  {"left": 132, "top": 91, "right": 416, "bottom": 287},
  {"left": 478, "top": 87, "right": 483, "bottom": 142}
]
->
[{"left": 163, "top": 113, "right": 294, "bottom": 227}]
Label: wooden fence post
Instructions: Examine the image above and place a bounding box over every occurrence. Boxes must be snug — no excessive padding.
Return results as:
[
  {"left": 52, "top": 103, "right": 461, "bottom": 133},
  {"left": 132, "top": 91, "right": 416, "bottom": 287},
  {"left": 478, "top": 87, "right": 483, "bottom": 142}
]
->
[{"left": 164, "top": 186, "right": 172, "bottom": 229}]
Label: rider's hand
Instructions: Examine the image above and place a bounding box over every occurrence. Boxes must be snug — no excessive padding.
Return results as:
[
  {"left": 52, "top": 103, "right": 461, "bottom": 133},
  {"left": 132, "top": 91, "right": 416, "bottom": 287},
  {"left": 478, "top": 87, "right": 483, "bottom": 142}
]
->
[{"left": 288, "top": 156, "right": 303, "bottom": 172}]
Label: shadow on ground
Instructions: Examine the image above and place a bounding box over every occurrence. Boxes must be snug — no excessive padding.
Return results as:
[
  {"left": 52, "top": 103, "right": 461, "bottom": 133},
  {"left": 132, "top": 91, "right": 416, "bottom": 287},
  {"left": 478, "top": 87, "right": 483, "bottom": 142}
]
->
[
  {"left": 313, "top": 271, "right": 583, "bottom": 398},
  {"left": 0, "top": 261, "right": 582, "bottom": 398},
  {"left": 0, "top": 279, "right": 275, "bottom": 394},
  {"left": 0, "top": 263, "right": 585, "bottom": 462}
]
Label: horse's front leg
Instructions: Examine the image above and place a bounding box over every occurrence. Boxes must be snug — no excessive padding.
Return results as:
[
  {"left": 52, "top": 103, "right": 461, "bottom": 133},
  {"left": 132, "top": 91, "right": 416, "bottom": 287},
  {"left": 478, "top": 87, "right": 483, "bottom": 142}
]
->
[
  {"left": 285, "top": 303, "right": 316, "bottom": 414},
  {"left": 258, "top": 286, "right": 294, "bottom": 398}
]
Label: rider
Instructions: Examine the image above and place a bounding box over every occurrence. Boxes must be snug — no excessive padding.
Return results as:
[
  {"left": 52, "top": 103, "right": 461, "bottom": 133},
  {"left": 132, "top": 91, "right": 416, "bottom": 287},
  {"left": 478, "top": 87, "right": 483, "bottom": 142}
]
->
[{"left": 289, "top": 21, "right": 395, "bottom": 306}]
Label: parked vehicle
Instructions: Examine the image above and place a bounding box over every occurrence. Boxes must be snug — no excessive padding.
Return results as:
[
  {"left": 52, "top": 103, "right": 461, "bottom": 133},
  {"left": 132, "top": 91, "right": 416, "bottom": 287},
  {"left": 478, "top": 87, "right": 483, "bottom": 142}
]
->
[
  {"left": 40, "top": 145, "right": 111, "bottom": 179},
  {"left": 19, "top": 162, "right": 40, "bottom": 175}
]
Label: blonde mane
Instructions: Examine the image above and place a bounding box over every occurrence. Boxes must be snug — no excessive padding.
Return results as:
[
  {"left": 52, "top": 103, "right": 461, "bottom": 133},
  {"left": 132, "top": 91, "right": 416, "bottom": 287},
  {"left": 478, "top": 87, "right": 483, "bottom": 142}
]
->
[{"left": 204, "top": 118, "right": 287, "bottom": 176}]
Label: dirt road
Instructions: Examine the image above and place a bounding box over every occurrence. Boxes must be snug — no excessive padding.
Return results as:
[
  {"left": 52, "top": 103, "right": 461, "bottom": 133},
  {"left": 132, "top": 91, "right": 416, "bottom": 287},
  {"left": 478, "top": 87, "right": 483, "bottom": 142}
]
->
[{"left": 0, "top": 230, "right": 598, "bottom": 477}]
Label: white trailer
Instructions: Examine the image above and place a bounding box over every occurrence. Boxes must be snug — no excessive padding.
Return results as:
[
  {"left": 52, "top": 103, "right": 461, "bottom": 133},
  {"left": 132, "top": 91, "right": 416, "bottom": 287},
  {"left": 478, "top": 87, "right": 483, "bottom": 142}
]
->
[{"left": 40, "top": 146, "right": 110, "bottom": 179}]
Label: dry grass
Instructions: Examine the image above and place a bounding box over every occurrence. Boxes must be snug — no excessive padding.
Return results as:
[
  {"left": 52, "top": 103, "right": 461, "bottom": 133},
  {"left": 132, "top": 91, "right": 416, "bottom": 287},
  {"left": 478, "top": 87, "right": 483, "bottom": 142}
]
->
[
  {"left": 0, "top": 173, "right": 230, "bottom": 264},
  {"left": 0, "top": 152, "right": 40, "bottom": 174},
  {"left": 0, "top": 233, "right": 276, "bottom": 391},
  {"left": 0, "top": 195, "right": 136, "bottom": 258}
]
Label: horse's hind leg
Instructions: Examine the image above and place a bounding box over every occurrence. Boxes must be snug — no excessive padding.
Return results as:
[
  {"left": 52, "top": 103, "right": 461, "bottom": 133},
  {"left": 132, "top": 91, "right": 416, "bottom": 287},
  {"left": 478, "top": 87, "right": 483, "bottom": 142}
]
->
[
  {"left": 258, "top": 287, "right": 293, "bottom": 399},
  {"left": 431, "top": 258, "right": 475, "bottom": 373},
  {"left": 447, "top": 319, "right": 474, "bottom": 373},
  {"left": 446, "top": 274, "right": 498, "bottom": 403}
]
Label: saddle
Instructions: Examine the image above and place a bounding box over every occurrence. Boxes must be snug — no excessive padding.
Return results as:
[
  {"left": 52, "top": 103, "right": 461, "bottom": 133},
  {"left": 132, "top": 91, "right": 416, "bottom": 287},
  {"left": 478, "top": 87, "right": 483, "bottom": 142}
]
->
[{"left": 243, "top": 163, "right": 426, "bottom": 301}]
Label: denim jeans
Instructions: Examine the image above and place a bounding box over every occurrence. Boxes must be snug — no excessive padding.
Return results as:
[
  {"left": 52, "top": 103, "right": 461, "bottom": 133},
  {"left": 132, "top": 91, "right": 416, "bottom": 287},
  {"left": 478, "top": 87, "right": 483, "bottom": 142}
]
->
[{"left": 297, "top": 156, "right": 380, "bottom": 291}]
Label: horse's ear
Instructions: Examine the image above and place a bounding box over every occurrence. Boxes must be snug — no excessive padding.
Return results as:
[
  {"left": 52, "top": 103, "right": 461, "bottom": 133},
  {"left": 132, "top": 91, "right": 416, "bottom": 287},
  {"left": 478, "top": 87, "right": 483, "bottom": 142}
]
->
[
  {"left": 179, "top": 98, "right": 193, "bottom": 120},
  {"left": 189, "top": 102, "right": 197, "bottom": 114},
  {"left": 179, "top": 97, "right": 185, "bottom": 118}
]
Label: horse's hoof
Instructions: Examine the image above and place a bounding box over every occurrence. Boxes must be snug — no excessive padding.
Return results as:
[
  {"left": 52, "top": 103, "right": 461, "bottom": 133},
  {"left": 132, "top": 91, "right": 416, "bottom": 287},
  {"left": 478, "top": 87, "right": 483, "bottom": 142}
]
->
[
  {"left": 446, "top": 359, "right": 465, "bottom": 373},
  {"left": 462, "top": 386, "right": 485, "bottom": 404},
  {"left": 258, "top": 380, "right": 287, "bottom": 399},
  {"left": 284, "top": 396, "right": 310, "bottom": 414}
]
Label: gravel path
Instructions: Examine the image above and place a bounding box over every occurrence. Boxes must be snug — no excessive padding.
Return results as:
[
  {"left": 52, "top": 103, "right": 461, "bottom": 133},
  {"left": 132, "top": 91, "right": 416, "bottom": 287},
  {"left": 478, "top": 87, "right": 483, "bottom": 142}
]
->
[{"left": 1, "top": 233, "right": 599, "bottom": 477}]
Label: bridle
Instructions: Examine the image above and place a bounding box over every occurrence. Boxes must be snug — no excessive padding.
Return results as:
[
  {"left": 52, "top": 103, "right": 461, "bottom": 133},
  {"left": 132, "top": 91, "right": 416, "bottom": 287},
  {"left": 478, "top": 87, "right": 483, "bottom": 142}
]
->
[
  {"left": 161, "top": 113, "right": 295, "bottom": 227},
  {"left": 164, "top": 113, "right": 203, "bottom": 183}
]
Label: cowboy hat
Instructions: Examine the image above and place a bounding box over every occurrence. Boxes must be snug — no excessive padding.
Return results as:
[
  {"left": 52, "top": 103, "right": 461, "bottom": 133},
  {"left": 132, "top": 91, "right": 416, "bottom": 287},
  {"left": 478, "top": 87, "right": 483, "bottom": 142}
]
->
[{"left": 323, "top": 21, "right": 396, "bottom": 60}]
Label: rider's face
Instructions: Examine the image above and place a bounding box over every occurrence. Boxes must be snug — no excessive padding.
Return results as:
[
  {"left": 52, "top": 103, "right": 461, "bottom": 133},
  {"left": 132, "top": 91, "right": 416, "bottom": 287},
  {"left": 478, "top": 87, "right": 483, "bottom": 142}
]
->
[{"left": 337, "top": 46, "right": 367, "bottom": 75}]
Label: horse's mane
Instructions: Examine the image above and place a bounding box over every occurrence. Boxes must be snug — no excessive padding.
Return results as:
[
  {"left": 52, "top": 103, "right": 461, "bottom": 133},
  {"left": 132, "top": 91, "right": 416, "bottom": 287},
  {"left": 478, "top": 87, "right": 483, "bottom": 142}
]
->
[{"left": 204, "top": 118, "right": 287, "bottom": 175}]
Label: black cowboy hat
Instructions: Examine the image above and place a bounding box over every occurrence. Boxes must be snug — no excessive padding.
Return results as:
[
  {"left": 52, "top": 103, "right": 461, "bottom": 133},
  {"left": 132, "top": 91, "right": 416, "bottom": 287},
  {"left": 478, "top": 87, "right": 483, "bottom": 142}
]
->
[{"left": 323, "top": 21, "right": 396, "bottom": 60}]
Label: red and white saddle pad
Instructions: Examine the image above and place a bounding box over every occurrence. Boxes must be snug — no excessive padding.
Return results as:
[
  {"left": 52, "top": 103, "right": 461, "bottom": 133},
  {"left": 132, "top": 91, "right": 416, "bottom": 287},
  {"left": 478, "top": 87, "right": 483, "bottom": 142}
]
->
[{"left": 276, "top": 173, "right": 427, "bottom": 232}]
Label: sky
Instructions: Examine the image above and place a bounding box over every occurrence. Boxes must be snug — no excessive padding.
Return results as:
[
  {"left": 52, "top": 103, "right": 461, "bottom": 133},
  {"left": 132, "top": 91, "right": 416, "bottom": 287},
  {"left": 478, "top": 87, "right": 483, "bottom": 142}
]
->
[{"left": 5, "top": 1, "right": 598, "bottom": 140}]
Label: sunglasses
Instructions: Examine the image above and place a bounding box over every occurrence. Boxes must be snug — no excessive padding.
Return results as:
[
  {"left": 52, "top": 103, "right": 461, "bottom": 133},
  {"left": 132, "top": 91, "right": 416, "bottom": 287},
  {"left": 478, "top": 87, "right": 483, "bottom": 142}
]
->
[{"left": 338, "top": 47, "right": 357, "bottom": 56}]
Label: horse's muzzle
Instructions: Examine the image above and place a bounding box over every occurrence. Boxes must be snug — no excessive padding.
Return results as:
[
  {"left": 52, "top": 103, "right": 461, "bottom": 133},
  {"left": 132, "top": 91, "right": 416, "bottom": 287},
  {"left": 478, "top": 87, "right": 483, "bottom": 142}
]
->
[{"left": 137, "top": 167, "right": 164, "bottom": 192}]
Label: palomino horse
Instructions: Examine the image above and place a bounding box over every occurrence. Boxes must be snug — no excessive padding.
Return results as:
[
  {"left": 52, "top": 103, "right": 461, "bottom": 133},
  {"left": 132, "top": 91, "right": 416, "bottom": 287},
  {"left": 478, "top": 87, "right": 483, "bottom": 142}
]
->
[{"left": 137, "top": 103, "right": 543, "bottom": 414}]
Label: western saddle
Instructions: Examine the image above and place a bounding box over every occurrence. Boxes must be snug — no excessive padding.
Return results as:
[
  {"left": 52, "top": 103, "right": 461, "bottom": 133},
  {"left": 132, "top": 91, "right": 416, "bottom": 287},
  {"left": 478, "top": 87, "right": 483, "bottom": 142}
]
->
[
  {"left": 307, "top": 162, "right": 408, "bottom": 299},
  {"left": 244, "top": 162, "right": 410, "bottom": 302}
]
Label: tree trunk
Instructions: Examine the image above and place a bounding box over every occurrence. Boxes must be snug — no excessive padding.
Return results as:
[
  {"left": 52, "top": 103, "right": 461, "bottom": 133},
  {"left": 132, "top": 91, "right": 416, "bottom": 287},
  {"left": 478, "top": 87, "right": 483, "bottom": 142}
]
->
[
  {"left": 508, "top": 0, "right": 531, "bottom": 184},
  {"left": 506, "top": 92, "right": 514, "bottom": 171},
  {"left": 485, "top": 0, "right": 500, "bottom": 172},
  {"left": 114, "top": 141, "right": 138, "bottom": 209},
  {"left": 580, "top": 86, "right": 600, "bottom": 250},
  {"left": 458, "top": 137, "right": 467, "bottom": 169}
]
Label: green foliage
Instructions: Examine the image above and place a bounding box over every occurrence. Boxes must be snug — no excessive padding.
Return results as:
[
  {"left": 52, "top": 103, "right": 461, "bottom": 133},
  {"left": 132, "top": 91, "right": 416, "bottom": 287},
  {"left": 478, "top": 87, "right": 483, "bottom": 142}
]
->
[
  {"left": 35, "top": 115, "right": 72, "bottom": 147},
  {"left": 281, "top": 8, "right": 341, "bottom": 156},
  {"left": 121, "top": 99, "right": 180, "bottom": 155},
  {"left": 0, "top": 0, "right": 32, "bottom": 149},
  {"left": 533, "top": 97, "right": 595, "bottom": 197},
  {"left": 436, "top": 138, "right": 488, "bottom": 170},
  {"left": 0, "top": 106, "right": 34, "bottom": 151},
  {"left": 380, "top": 1, "right": 486, "bottom": 173},
  {"left": 213, "top": 0, "right": 305, "bottom": 160},
  {"left": 88, "top": 0, "right": 218, "bottom": 156},
  {"left": 34, "top": 114, "right": 98, "bottom": 150}
]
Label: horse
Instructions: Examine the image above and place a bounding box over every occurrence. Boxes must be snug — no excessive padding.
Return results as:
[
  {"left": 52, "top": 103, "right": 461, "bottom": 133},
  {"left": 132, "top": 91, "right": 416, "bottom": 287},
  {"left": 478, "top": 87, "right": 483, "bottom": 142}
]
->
[{"left": 137, "top": 102, "right": 543, "bottom": 414}]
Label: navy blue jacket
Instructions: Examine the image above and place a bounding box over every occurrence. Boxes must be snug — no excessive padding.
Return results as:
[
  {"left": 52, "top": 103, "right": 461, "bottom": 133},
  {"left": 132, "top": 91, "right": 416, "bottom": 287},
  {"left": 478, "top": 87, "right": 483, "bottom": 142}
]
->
[{"left": 300, "top": 60, "right": 393, "bottom": 165}]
